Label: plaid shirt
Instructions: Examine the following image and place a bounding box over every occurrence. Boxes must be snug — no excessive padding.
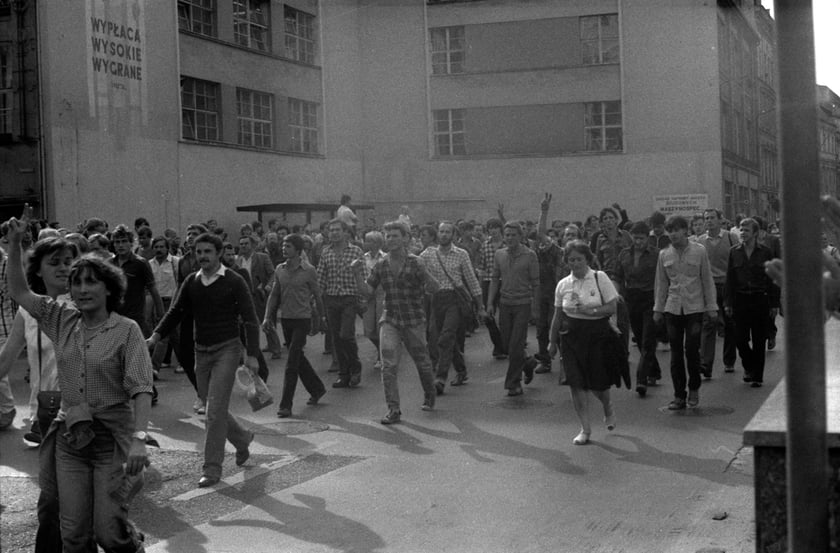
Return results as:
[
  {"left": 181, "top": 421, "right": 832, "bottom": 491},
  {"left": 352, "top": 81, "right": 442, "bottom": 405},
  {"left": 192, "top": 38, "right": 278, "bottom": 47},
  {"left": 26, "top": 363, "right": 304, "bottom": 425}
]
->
[
  {"left": 479, "top": 238, "right": 505, "bottom": 281},
  {"left": 33, "top": 296, "right": 154, "bottom": 411},
  {"left": 367, "top": 254, "right": 427, "bottom": 329},
  {"left": 317, "top": 242, "right": 365, "bottom": 296},
  {"left": 420, "top": 245, "right": 482, "bottom": 297}
]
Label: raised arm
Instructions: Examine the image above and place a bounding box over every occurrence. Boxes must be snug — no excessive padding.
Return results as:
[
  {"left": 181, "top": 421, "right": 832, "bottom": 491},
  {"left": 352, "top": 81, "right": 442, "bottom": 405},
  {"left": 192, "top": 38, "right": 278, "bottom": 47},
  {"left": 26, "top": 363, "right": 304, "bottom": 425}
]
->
[
  {"left": 5, "top": 205, "right": 44, "bottom": 316},
  {"left": 537, "top": 193, "right": 551, "bottom": 239}
]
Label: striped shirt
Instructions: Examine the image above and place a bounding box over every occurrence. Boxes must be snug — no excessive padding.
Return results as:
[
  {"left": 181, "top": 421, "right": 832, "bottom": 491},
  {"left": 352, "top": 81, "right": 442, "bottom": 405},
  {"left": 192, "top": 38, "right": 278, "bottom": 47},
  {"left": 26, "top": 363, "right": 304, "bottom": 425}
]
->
[
  {"left": 32, "top": 296, "right": 154, "bottom": 411},
  {"left": 420, "top": 245, "right": 482, "bottom": 297},
  {"left": 317, "top": 243, "right": 365, "bottom": 296}
]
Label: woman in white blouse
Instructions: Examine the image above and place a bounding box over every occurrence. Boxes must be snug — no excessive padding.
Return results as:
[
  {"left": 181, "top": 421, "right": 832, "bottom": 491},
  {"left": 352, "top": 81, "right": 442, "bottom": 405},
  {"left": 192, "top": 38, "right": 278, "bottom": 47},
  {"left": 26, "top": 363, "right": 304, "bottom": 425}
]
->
[{"left": 549, "top": 240, "right": 618, "bottom": 445}]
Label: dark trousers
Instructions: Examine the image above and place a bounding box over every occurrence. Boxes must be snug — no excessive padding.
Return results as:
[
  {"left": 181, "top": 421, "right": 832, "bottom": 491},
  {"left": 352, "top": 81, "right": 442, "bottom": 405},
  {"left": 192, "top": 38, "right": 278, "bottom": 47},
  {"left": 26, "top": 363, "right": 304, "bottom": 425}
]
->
[
  {"left": 324, "top": 295, "right": 361, "bottom": 379},
  {"left": 534, "top": 294, "right": 554, "bottom": 364},
  {"left": 428, "top": 290, "right": 466, "bottom": 381},
  {"left": 701, "top": 282, "right": 736, "bottom": 371},
  {"left": 665, "top": 312, "right": 704, "bottom": 400},
  {"left": 279, "top": 318, "right": 326, "bottom": 409},
  {"left": 178, "top": 314, "right": 197, "bottom": 390},
  {"left": 733, "top": 294, "right": 770, "bottom": 382},
  {"left": 499, "top": 303, "right": 531, "bottom": 389},
  {"left": 624, "top": 289, "right": 661, "bottom": 383},
  {"left": 481, "top": 280, "right": 504, "bottom": 355}
]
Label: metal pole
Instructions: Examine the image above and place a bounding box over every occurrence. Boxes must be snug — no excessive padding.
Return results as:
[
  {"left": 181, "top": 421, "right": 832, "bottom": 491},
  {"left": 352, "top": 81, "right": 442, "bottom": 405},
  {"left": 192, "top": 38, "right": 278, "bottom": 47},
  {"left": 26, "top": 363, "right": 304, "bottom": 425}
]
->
[{"left": 774, "top": 1, "right": 829, "bottom": 551}]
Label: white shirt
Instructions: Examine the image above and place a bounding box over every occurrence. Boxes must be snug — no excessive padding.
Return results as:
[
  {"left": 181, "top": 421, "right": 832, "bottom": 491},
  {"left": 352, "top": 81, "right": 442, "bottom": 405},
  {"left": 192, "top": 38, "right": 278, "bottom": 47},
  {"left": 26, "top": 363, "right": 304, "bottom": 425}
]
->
[
  {"left": 150, "top": 254, "right": 180, "bottom": 298},
  {"left": 554, "top": 269, "right": 618, "bottom": 320},
  {"left": 200, "top": 264, "right": 227, "bottom": 286},
  {"left": 237, "top": 255, "right": 253, "bottom": 277}
]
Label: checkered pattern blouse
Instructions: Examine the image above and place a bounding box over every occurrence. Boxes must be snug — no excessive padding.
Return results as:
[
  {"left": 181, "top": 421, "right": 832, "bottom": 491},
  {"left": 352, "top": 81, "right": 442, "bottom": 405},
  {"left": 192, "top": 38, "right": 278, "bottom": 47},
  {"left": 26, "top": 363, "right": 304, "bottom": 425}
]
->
[
  {"left": 420, "top": 245, "right": 482, "bottom": 297},
  {"left": 33, "top": 296, "right": 154, "bottom": 411},
  {"left": 367, "top": 254, "right": 427, "bottom": 329},
  {"left": 317, "top": 243, "right": 365, "bottom": 296},
  {"left": 479, "top": 238, "right": 505, "bottom": 282}
]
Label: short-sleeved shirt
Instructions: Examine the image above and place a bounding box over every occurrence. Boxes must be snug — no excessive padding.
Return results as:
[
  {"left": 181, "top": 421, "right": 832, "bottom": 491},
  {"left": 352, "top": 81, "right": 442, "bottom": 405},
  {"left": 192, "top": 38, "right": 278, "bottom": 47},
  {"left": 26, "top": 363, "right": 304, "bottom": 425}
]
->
[
  {"left": 32, "top": 296, "right": 154, "bottom": 411},
  {"left": 274, "top": 260, "right": 320, "bottom": 319},
  {"left": 367, "top": 254, "right": 427, "bottom": 329},
  {"left": 492, "top": 245, "right": 540, "bottom": 306},
  {"left": 111, "top": 254, "right": 155, "bottom": 322},
  {"left": 150, "top": 254, "right": 180, "bottom": 299},
  {"left": 554, "top": 269, "right": 618, "bottom": 320}
]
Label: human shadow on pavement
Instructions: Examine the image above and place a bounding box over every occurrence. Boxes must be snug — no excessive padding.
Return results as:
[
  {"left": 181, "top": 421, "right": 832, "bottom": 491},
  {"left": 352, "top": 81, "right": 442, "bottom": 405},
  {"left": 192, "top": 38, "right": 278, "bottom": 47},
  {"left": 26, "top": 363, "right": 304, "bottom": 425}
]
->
[
  {"left": 400, "top": 416, "right": 586, "bottom": 475},
  {"left": 593, "top": 434, "right": 751, "bottom": 487},
  {"left": 313, "top": 412, "right": 436, "bottom": 456},
  {"left": 208, "top": 491, "right": 386, "bottom": 553}
]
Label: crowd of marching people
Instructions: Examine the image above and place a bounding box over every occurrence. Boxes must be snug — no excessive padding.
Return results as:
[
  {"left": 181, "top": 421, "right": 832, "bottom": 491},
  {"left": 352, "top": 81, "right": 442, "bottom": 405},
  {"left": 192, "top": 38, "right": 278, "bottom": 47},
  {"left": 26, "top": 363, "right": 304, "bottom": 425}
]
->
[{"left": 0, "top": 189, "right": 826, "bottom": 552}]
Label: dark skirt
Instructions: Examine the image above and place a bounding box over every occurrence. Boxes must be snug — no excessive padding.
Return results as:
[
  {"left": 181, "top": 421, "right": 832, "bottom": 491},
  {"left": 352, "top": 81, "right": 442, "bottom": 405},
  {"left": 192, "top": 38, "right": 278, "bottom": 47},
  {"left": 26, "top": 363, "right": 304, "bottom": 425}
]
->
[{"left": 561, "top": 317, "right": 614, "bottom": 391}]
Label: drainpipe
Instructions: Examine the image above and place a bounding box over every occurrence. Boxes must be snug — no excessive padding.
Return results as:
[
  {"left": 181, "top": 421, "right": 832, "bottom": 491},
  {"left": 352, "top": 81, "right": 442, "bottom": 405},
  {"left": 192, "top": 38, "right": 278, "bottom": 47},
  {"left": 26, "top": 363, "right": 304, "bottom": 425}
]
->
[{"left": 774, "top": 1, "right": 829, "bottom": 551}]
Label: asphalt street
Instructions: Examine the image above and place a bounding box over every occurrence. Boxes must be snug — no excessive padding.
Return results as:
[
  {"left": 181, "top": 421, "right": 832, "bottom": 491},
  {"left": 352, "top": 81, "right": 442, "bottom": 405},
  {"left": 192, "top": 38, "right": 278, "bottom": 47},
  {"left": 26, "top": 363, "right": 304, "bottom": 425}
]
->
[{"left": 0, "top": 317, "right": 799, "bottom": 553}]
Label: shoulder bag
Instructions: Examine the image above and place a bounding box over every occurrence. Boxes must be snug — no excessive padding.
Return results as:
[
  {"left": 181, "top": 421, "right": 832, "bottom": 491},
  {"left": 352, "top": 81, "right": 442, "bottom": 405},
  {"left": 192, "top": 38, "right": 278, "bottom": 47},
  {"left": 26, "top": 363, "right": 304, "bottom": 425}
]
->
[
  {"left": 594, "top": 271, "right": 631, "bottom": 389},
  {"left": 435, "top": 250, "right": 475, "bottom": 320}
]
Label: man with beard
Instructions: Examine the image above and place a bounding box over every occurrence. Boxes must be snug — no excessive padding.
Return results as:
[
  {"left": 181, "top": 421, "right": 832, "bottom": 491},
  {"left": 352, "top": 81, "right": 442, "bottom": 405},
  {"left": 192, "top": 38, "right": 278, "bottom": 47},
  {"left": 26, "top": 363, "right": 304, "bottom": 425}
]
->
[
  {"left": 149, "top": 233, "right": 260, "bottom": 487},
  {"left": 352, "top": 221, "right": 441, "bottom": 424},
  {"left": 420, "top": 221, "right": 483, "bottom": 395},
  {"left": 317, "top": 219, "right": 365, "bottom": 388}
]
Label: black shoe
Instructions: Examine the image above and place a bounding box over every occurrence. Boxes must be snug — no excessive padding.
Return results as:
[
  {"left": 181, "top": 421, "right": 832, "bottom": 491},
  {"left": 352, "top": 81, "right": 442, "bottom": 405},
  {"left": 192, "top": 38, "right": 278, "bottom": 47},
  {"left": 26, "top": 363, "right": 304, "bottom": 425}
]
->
[
  {"left": 701, "top": 367, "right": 712, "bottom": 379},
  {"left": 667, "top": 398, "right": 686, "bottom": 410},
  {"left": 743, "top": 374, "right": 754, "bottom": 383},
  {"left": 307, "top": 389, "right": 326, "bottom": 405},
  {"left": 523, "top": 357, "right": 537, "bottom": 385},
  {"left": 635, "top": 384, "right": 647, "bottom": 397},
  {"left": 198, "top": 475, "right": 220, "bottom": 488},
  {"left": 152, "top": 386, "right": 159, "bottom": 405},
  {"left": 277, "top": 407, "right": 292, "bottom": 418},
  {"left": 332, "top": 379, "right": 350, "bottom": 388},
  {"left": 751, "top": 381, "right": 763, "bottom": 388},
  {"left": 534, "top": 363, "right": 551, "bottom": 374},
  {"left": 493, "top": 353, "right": 508, "bottom": 360},
  {"left": 380, "top": 410, "right": 401, "bottom": 425},
  {"left": 767, "top": 339, "right": 775, "bottom": 350},
  {"left": 349, "top": 374, "right": 361, "bottom": 387},
  {"left": 235, "top": 432, "right": 254, "bottom": 466},
  {"left": 435, "top": 381, "right": 445, "bottom": 396},
  {"left": 507, "top": 386, "right": 523, "bottom": 397},
  {"left": 450, "top": 373, "right": 468, "bottom": 386},
  {"left": 23, "top": 420, "right": 41, "bottom": 445}
]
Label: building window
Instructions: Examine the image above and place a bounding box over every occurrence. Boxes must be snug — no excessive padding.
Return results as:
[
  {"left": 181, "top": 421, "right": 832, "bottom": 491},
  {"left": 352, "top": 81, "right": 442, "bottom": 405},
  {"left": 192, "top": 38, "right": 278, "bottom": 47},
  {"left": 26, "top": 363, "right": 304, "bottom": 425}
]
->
[
  {"left": 584, "top": 101, "right": 622, "bottom": 152},
  {"left": 429, "top": 26, "right": 465, "bottom": 75},
  {"left": 433, "top": 109, "right": 466, "bottom": 156},
  {"left": 177, "top": 0, "right": 216, "bottom": 36},
  {"left": 580, "top": 14, "right": 619, "bottom": 65},
  {"left": 0, "top": 45, "right": 11, "bottom": 134},
  {"left": 233, "top": 0, "right": 269, "bottom": 51},
  {"left": 181, "top": 77, "right": 220, "bottom": 141},
  {"left": 284, "top": 5, "right": 315, "bottom": 64},
  {"left": 237, "top": 88, "right": 273, "bottom": 148},
  {"left": 288, "top": 98, "right": 318, "bottom": 153},
  {"left": 0, "top": 0, "right": 10, "bottom": 18}
]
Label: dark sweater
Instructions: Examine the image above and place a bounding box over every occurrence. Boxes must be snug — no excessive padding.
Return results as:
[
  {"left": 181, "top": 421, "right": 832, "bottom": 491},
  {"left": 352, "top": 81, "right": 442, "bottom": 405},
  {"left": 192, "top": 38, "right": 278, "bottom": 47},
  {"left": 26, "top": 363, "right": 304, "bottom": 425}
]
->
[{"left": 155, "top": 269, "right": 260, "bottom": 356}]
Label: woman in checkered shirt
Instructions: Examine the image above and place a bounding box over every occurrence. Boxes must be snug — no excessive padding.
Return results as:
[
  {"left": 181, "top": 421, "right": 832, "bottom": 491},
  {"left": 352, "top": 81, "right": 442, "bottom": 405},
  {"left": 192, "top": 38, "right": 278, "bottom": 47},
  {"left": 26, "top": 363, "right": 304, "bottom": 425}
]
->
[{"left": 5, "top": 206, "right": 152, "bottom": 552}]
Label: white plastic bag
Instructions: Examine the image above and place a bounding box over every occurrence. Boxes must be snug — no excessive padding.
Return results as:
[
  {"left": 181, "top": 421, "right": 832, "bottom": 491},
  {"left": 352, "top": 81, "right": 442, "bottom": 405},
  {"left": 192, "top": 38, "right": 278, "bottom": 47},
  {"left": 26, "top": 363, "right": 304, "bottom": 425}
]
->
[{"left": 235, "top": 365, "right": 274, "bottom": 412}]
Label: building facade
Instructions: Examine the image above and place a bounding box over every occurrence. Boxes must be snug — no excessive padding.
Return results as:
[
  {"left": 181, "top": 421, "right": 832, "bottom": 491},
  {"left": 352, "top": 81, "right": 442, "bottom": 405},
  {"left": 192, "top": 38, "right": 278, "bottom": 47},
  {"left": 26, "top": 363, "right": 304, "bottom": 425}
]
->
[
  {"left": 817, "top": 85, "right": 840, "bottom": 198},
  {"left": 1, "top": 0, "right": 782, "bottom": 232}
]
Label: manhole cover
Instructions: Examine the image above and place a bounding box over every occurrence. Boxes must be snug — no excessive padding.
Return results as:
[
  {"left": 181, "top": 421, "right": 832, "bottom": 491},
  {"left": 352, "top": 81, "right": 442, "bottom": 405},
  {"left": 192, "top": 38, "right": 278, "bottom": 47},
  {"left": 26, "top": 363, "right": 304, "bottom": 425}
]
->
[
  {"left": 657, "top": 405, "right": 735, "bottom": 416},
  {"left": 258, "top": 420, "right": 330, "bottom": 435},
  {"left": 484, "top": 398, "right": 554, "bottom": 409}
]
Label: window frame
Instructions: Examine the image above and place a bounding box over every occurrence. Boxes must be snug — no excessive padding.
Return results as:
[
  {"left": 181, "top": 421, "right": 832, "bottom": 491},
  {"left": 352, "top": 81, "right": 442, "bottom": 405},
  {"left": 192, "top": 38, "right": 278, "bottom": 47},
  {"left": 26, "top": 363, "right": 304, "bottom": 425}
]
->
[
  {"left": 429, "top": 26, "right": 465, "bottom": 75},
  {"left": 237, "top": 88, "right": 274, "bottom": 149},
  {"left": 181, "top": 77, "right": 221, "bottom": 142},
  {"left": 0, "top": 44, "right": 11, "bottom": 134},
  {"left": 284, "top": 5, "right": 316, "bottom": 64},
  {"left": 583, "top": 101, "right": 623, "bottom": 152},
  {"left": 177, "top": 0, "right": 217, "bottom": 37},
  {"left": 580, "top": 14, "right": 619, "bottom": 65},
  {"left": 233, "top": 0, "right": 269, "bottom": 52},
  {"left": 432, "top": 109, "right": 466, "bottom": 156},
  {"left": 288, "top": 97, "right": 319, "bottom": 154}
]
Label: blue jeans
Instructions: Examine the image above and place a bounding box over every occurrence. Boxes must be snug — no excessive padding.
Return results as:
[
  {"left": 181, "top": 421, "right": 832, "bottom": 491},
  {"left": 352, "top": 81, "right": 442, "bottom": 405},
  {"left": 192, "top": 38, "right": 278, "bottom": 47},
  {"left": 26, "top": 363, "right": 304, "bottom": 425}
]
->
[
  {"left": 380, "top": 322, "right": 436, "bottom": 412},
  {"left": 324, "top": 295, "right": 361, "bottom": 380},
  {"left": 279, "top": 318, "right": 325, "bottom": 409},
  {"left": 700, "top": 282, "right": 736, "bottom": 372},
  {"left": 664, "top": 312, "right": 704, "bottom": 400},
  {"left": 54, "top": 421, "right": 142, "bottom": 552},
  {"left": 499, "top": 303, "right": 531, "bottom": 389},
  {"left": 195, "top": 338, "right": 252, "bottom": 479}
]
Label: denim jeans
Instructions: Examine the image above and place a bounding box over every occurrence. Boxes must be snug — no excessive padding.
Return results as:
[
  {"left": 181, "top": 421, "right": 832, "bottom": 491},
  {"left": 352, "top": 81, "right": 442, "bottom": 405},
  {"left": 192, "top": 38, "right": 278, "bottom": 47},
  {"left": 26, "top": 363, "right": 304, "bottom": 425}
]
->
[
  {"left": 54, "top": 422, "right": 143, "bottom": 552},
  {"left": 324, "top": 295, "right": 361, "bottom": 380},
  {"left": 195, "top": 338, "right": 252, "bottom": 479},
  {"left": 499, "top": 303, "right": 531, "bottom": 389},
  {"left": 380, "top": 322, "right": 436, "bottom": 412},
  {"left": 428, "top": 290, "right": 466, "bottom": 382},
  {"left": 700, "top": 282, "right": 736, "bottom": 372},
  {"left": 279, "top": 318, "right": 325, "bottom": 409},
  {"left": 664, "top": 312, "right": 704, "bottom": 399}
]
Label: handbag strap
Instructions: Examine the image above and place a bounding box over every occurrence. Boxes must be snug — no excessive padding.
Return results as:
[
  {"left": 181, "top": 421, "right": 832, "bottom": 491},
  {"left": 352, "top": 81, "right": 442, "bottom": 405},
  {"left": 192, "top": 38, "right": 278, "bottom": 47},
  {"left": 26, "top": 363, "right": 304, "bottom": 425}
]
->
[
  {"left": 37, "top": 330, "right": 43, "bottom": 392},
  {"left": 435, "top": 249, "right": 461, "bottom": 289},
  {"left": 594, "top": 270, "right": 606, "bottom": 305}
]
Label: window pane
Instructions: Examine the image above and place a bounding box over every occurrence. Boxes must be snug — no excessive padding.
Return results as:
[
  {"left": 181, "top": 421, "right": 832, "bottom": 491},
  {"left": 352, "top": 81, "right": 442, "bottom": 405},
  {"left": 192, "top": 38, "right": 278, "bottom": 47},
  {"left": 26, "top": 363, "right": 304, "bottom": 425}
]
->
[
  {"left": 601, "top": 15, "right": 619, "bottom": 38},
  {"left": 580, "top": 17, "right": 598, "bottom": 39}
]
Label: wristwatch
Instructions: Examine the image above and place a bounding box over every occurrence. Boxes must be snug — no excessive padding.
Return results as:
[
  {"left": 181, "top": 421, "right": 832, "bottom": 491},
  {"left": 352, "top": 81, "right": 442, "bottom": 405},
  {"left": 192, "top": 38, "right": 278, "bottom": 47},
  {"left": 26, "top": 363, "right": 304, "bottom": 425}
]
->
[{"left": 132, "top": 430, "right": 149, "bottom": 441}]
